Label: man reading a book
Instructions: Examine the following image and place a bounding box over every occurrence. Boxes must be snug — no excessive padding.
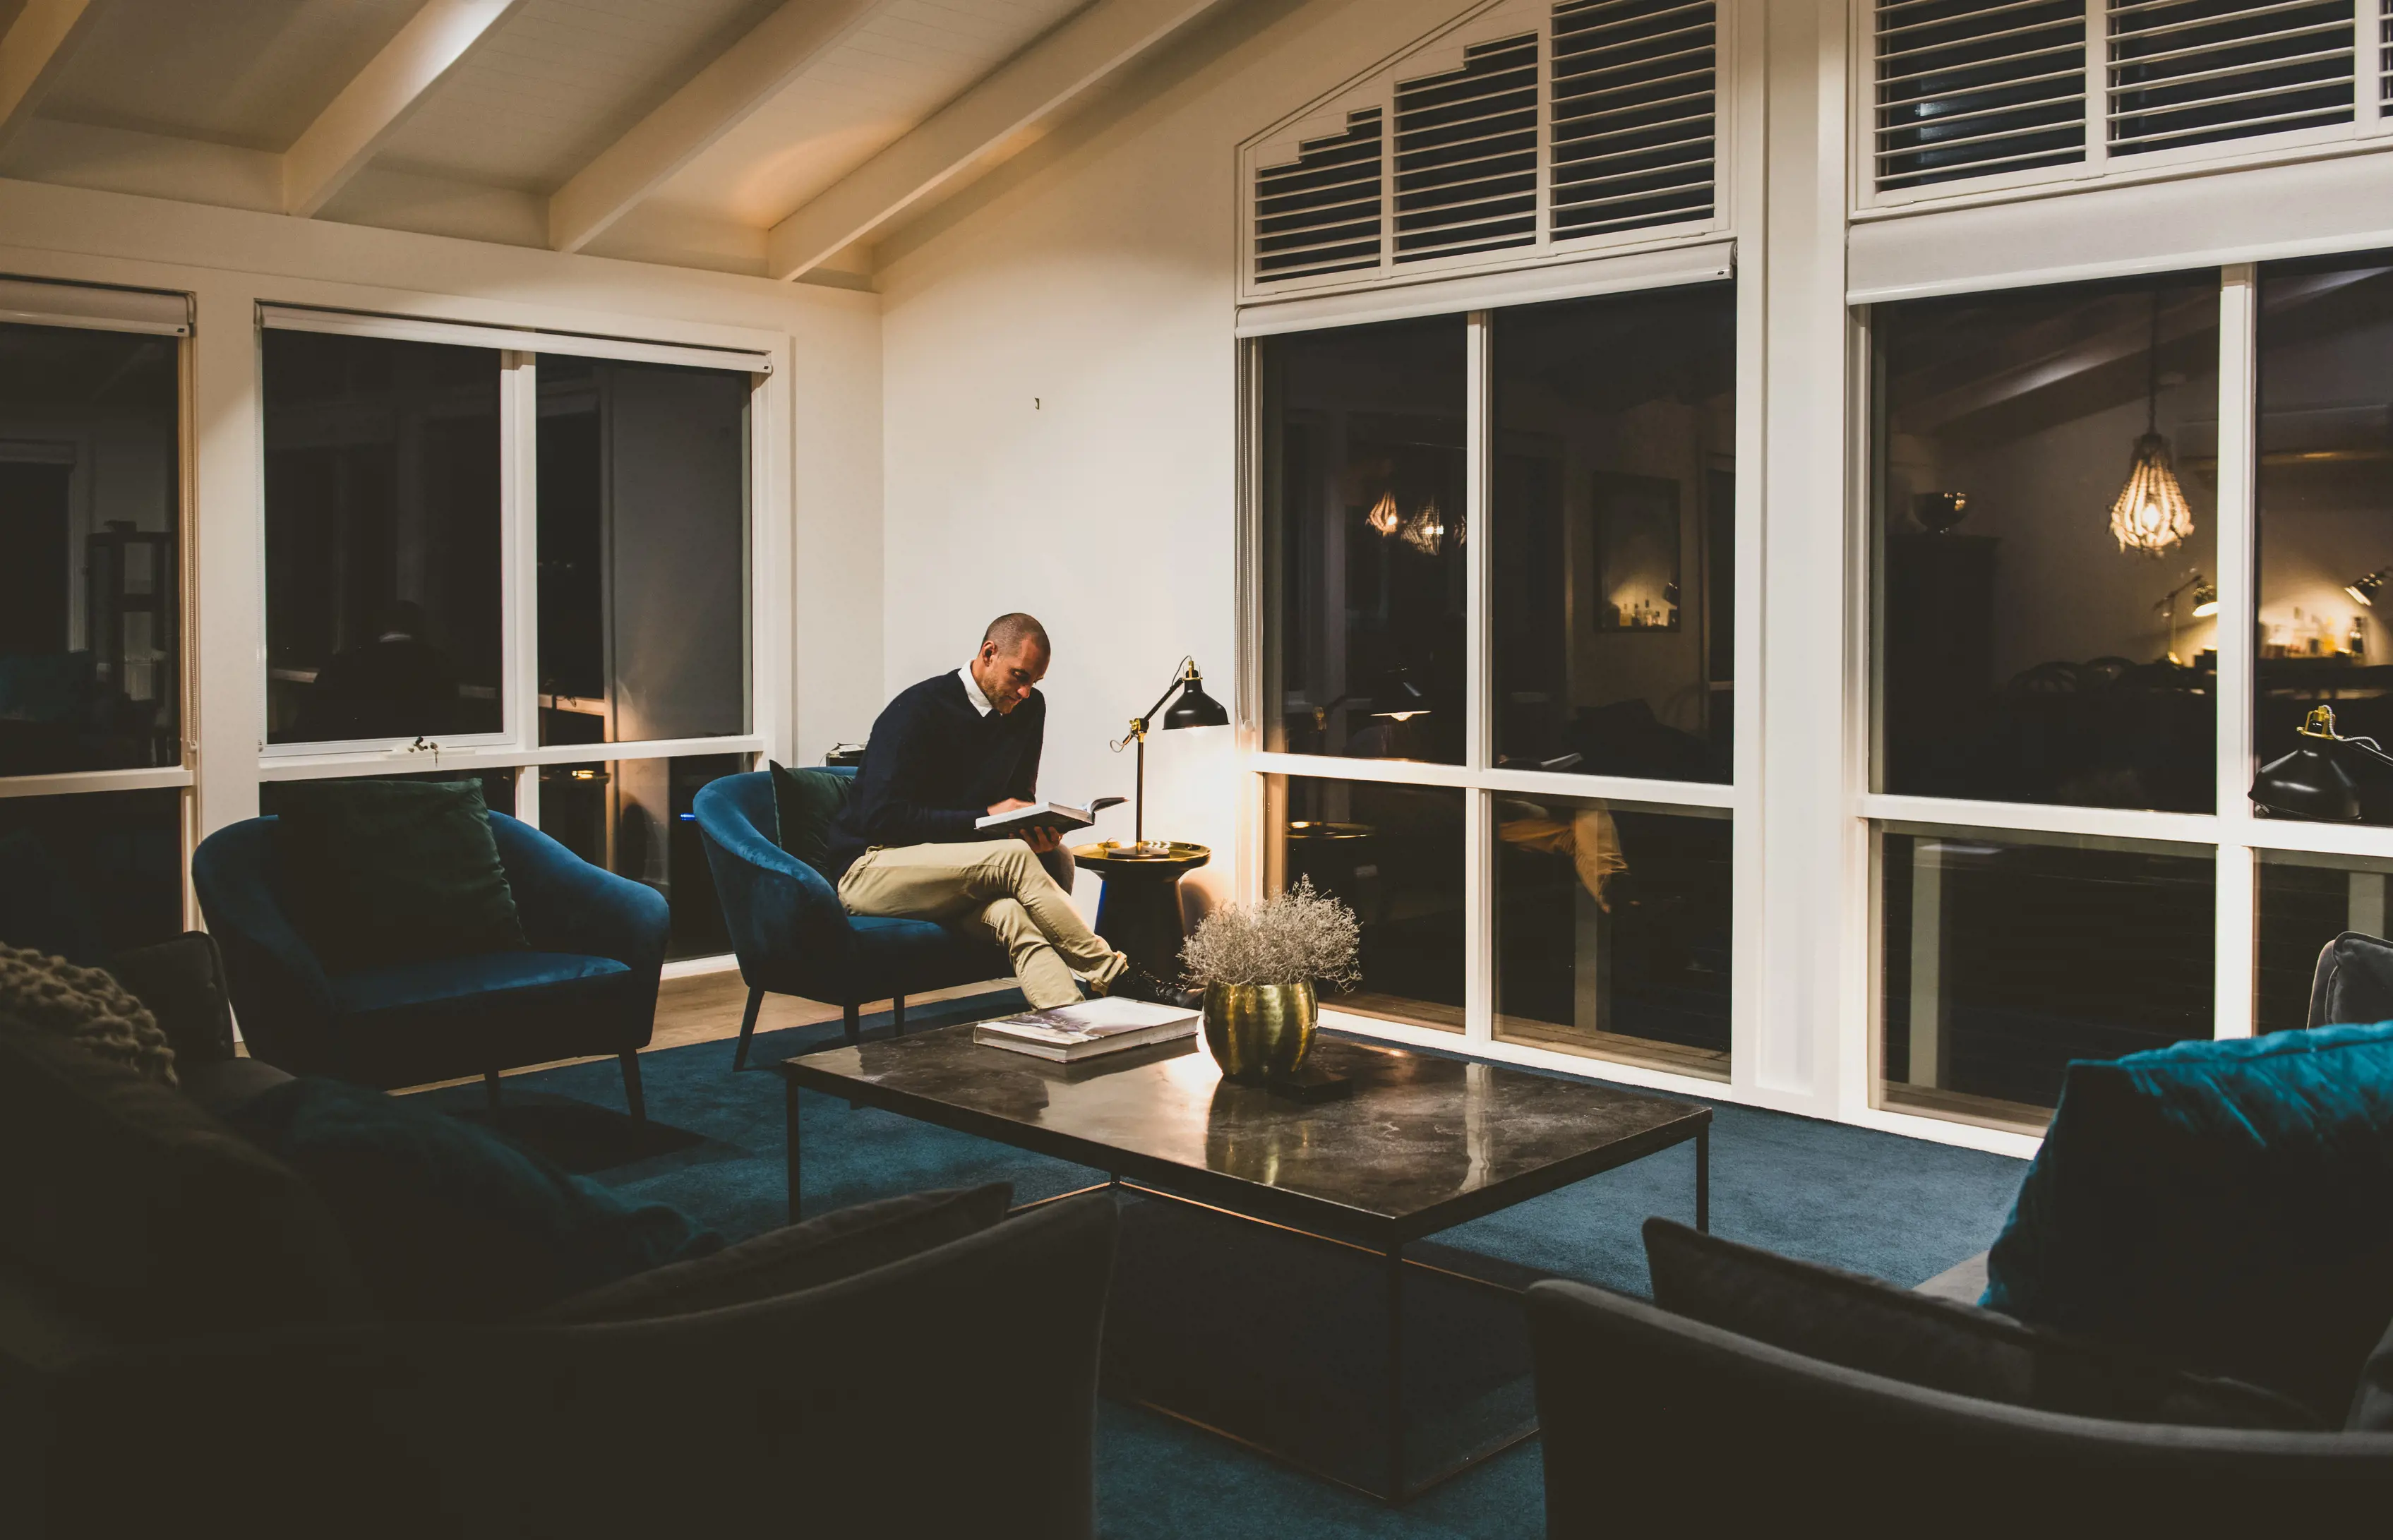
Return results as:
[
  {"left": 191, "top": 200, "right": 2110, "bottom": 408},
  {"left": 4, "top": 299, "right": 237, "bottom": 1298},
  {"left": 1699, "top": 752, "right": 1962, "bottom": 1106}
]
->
[{"left": 826, "top": 613, "right": 1185, "bottom": 1009}]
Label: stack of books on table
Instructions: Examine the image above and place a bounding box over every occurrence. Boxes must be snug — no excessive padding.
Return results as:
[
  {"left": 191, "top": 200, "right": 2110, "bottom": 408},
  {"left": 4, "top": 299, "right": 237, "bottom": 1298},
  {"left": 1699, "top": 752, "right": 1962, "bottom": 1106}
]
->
[{"left": 973, "top": 996, "right": 1199, "bottom": 1063}]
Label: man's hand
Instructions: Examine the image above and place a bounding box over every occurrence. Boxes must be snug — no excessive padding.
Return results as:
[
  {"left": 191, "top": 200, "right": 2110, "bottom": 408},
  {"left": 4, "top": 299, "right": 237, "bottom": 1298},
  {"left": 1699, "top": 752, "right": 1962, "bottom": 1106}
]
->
[{"left": 986, "top": 799, "right": 1062, "bottom": 854}]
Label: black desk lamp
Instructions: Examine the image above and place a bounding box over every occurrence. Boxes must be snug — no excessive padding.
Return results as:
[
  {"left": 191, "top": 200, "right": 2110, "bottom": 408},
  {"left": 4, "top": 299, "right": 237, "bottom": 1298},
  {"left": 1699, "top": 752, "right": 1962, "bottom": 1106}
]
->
[
  {"left": 2250, "top": 706, "right": 2393, "bottom": 822},
  {"left": 1112, "top": 658, "right": 1228, "bottom": 848}
]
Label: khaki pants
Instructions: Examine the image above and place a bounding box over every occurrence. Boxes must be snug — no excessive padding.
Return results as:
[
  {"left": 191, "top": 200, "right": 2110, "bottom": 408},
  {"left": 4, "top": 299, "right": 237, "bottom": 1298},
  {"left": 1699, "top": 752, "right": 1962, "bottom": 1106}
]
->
[{"left": 837, "top": 839, "right": 1127, "bottom": 1010}]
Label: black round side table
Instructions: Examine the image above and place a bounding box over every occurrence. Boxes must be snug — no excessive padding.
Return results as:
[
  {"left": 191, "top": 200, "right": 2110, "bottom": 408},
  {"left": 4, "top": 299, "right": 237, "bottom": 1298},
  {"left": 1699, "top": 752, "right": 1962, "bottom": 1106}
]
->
[{"left": 1072, "top": 841, "right": 1211, "bottom": 980}]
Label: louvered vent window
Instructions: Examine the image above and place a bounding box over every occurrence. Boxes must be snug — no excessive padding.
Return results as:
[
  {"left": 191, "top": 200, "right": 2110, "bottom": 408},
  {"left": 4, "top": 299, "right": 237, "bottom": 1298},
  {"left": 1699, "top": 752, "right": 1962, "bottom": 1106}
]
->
[
  {"left": 2110, "top": 1, "right": 2356, "bottom": 158},
  {"left": 1552, "top": 0, "right": 1716, "bottom": 237},
  {"left": 1874, "top": 1, "right": 2089, "bottom": 192},
  {"left": 1253, "top": 109, "right": 1385, "bottom": 282},
  {"left": 1393, "top": 35, "right": 1541, "bottom": 263}
]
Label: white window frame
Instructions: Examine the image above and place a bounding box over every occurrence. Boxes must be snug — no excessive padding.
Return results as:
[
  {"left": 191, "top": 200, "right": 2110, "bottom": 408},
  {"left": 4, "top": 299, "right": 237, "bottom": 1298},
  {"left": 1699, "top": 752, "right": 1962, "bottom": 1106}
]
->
[
  {"left": 1852, "top": 0, "right": 2393, "bottom": 219},
  {"left": 0, "top": 281, "right": 199, "bottom": 922},
  {"left": 251, "top": 306, "right": 778, "bottom": 854},
  {"left": 1848, "top": 252, "right": 2393, "bottom": 1143},
  {"left": 1235, "top": 260, "right": 1765, "bottom": 1102}
]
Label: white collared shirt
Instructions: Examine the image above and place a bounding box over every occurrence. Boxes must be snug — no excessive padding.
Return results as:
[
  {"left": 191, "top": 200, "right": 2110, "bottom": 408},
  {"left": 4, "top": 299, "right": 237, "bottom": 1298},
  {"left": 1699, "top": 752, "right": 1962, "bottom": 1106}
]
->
[{"left": 956, "top": 666, "right": 994, "bottom": 716}]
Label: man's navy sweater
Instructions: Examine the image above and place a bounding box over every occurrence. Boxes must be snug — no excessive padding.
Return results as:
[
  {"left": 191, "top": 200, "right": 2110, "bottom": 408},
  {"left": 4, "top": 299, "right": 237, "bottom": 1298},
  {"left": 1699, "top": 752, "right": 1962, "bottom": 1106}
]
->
[{"left": 824, "top": 671, "right": 1043, "bottom": 881}]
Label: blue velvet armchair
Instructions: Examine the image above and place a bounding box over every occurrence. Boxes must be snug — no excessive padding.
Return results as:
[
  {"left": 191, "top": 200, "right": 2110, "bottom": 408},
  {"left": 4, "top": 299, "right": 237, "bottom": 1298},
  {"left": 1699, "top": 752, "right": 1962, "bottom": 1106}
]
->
[
  {"left": 694, "top": 770, "right": 1008, "bottom": 1070},
  {"left": 192, "top": 811, "right": 668, "bottom": 1116}
]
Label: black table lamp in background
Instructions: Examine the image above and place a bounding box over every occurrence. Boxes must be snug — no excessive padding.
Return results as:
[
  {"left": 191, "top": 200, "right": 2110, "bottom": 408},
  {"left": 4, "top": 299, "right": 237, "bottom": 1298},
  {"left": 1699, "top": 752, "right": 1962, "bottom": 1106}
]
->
[
  {"left": 2250, "top": 706, "right": 2393, "bottom": 822},
  {"left": 1112, "top": 658, "right": 1228, "bottom": 848}
]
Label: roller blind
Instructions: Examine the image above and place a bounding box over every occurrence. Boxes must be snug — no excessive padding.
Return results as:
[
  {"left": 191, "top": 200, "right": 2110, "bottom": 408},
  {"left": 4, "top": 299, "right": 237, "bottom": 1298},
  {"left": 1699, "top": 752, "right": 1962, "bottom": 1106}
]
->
[
  {"left": 0, "top": 279, "right": 190, "bottom": 336},
  {"left": 256, "top": 304, "right": 773, "bottom": 374}
]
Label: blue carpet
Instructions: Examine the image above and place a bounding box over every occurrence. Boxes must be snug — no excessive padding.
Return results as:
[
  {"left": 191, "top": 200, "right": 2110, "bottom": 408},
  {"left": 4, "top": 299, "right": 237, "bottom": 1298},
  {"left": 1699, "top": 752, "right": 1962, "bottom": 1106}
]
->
[{"left": 421, "top": 989, "right": 2029, "bottom": 1539}]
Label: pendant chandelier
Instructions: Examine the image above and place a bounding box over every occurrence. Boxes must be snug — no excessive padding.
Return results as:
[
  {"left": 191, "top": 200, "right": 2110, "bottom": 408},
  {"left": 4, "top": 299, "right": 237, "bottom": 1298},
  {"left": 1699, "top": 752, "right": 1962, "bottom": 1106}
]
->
[{"left": 2108, "top": 290, "right": 2195, "bottom": 557}]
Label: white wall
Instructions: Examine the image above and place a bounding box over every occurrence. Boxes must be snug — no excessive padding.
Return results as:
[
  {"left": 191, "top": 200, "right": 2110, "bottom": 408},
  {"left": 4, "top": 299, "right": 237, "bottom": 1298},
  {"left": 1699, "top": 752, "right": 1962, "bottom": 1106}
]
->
[
  {"left": 877, "top": 0, "right": 1480, "bottom": 920},
  {"left": 0, "top": 174, "right": 884, "bottom": 824}
]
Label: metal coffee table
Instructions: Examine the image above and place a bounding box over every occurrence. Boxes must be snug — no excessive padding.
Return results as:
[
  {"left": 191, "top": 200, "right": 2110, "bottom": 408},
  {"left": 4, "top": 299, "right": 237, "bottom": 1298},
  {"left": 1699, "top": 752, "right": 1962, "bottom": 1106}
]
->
[{"left": 774, "top": 1029, "right": 1708, "bottom": 1502}]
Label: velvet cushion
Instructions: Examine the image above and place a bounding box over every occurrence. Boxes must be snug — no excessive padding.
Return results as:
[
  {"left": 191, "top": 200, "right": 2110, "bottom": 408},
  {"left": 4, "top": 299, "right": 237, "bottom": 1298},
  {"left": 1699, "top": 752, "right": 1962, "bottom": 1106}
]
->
[
  {"left": 1644, "top": 1218, "right": 2317, "bottom": 1430},
  {"left": 275, "top": 779, "right": 528, "bottom": 970},
  {"left": 538, "top": 1183, "right": 1014, "bottom": 1324},
  {"left": 329, "top": 950, "right": 630, "bottom": 1015},
  {"left": 1982, "top": 1022, "right": 2393, "bottom": 1420},
  {"left": 229, "top": 1077, "right": 719, "bottom": 1323},
  {"left": 768, "top": 762, "right": 851, "bottom": 880},
  {"left": 0, "top": 1018, "right": 371, "bottom": 1337}
]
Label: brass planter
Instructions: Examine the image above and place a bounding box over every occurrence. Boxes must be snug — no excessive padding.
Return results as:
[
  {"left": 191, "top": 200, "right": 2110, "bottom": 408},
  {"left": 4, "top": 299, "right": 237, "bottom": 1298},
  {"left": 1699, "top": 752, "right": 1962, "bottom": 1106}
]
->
[{"left": 1201, "top": 980, "right": 1317, "bottom": 1084}]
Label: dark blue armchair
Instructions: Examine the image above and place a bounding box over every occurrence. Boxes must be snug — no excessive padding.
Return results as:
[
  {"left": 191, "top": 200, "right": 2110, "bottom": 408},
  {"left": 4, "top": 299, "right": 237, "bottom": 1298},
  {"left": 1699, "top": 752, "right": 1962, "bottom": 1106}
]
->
[
  {"left": 192, "top": 812, "right": 668, "bottom": 1116},
  {"left": 694, "top": 770, "right": 1008, "bottom": 1070}
]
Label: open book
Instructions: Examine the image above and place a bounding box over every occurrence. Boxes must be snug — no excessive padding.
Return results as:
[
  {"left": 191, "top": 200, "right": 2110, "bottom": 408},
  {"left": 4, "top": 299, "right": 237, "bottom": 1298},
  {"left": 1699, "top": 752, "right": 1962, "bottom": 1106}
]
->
[
  {"left": 973, "top": 995, "right": 1199, "bottom": 1063},
  {"left": 974, "top": 796, "right": 1125, "bottom": 836}
]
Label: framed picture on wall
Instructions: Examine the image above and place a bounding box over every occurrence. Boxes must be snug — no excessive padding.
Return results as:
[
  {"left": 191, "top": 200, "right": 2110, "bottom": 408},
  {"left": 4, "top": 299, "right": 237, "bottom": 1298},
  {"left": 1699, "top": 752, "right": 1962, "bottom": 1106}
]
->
[{"left": 1591, "top": 471, "right": 1681, "bottom": 632}]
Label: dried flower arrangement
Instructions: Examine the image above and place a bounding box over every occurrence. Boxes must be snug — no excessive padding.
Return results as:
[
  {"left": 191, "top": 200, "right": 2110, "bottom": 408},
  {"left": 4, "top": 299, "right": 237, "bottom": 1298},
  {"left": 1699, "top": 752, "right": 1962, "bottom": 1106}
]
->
[{"left": 1179, "top": 879, "right": 1362, "bottom": 992}]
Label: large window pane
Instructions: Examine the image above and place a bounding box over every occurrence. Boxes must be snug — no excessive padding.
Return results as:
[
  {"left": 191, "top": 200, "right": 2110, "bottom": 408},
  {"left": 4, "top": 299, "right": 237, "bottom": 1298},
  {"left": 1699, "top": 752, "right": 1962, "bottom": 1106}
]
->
[
  {"left": 1494, "top": 794, "right": 1730, "bottom": 1077},
  {"left": 1492, "top": 283, "right": 1735, "bottom": 781},
  {"left": 2255, "top": 254, "right": 2393, "bottom": 822},
  {"left": 537, "top": 358, "right": 750, "bottom": 746},
  {"left": 0, "top": 788, "right": 182, "bottom": 957},
  {"left": 264, "top": 330, "right": 503, "bottom": 745},
  {"left": 1873, "top": 275, "right": 2220, "bottom": 813},
  {"left": 0, "top": 323, "right": 180, "bottom": 775},
  {"left": 1266, "top": 775, "right": 1463, "bottom": 1030},
  {"left": 539, "top": 754, "right": 745, "bottom": 960},
  {"left": 1878, "top": 828, "right": 2214, "bottom": 1131},
  {"left": 2257, "top": 849, "right": 2393, "bottom": 1033},
  {"left": 1261, "top": 318, "right": 1466, "bottom": 764}
]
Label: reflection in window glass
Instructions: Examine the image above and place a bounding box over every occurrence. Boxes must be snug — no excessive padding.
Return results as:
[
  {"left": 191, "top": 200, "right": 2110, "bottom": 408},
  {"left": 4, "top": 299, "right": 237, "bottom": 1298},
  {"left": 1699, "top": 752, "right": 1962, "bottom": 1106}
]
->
[
  {"left": 539, "top": 754, "right": 745, "bottom": 960},
  {"left": 0, "top": 789, "right": 182, "bottom": 958},
  {"left": 537, "top": 358, "right": 750, "bottom": 746},
  {"left": 2257, "top": 850, "right": 2393, "bottom": 1033},
  {"left": 264, "top": 330, "right": 503, "bottom": 745},
  {"left": 1266, "top": 776, "right": 1463, "bottom": 1030},
  {"left": 1492, "top": 284, "right": 1735, "bottom": 782},
  {"left": 1494, "top": 795, "right": 1730, "bottom": 1078},
  {"left": 259, "top": 769, "right": 517, "bottom": 821},
  {"left": 2255, "top": 255, "right": 2393, "bottom": 824},
  {"left": 1261, "top": 318, "right": 1466, "bottom": 764},
  {"left": 1878, "top": 829, "right": 2213, "bottom": 1130},
  {"left": 0, "top": 324, "right": 181, "bottom": 776},
  {"left": 1873, "top": 274, "right": 2219, "bottom": 812}
]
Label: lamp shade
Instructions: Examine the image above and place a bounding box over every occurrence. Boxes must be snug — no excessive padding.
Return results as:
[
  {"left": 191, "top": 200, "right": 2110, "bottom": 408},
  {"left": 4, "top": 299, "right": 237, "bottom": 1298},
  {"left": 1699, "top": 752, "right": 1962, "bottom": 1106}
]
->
[
  {"left": 1163, "top": 671, "right": 1229, "bottom": 730},
  {"left": 2250, "top": 743, "right": 2363, "bottom": 822},
  {"left": 2348, "top": 567, "right": 2389, "bottom": 608}
]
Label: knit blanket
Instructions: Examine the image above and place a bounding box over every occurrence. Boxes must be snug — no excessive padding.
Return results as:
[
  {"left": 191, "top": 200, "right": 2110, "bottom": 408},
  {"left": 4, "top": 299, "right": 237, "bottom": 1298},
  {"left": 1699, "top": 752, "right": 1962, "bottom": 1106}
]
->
[{"left": 0, "top": 943, "right": 176, "bottom": 1086}]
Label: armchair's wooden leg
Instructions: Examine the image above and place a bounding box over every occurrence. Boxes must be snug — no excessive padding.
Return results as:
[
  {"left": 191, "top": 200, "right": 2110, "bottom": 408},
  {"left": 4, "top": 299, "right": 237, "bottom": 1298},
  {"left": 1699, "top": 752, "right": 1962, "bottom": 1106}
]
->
[
  {"left": 484, "top": 1070, "right": 502, "bottom": 1112},
  {"left": 731, "top": 986, "right": 765, "bottom": 1072},
  {"left": 842, "top": 1001, "right": 860, "bottom": 1045},
  {"left": 892, "top": 995, "right": 906, "bottom": 1037},
  {"left": 620, "top": 1051, "right": 646, "bottom": 1122}
]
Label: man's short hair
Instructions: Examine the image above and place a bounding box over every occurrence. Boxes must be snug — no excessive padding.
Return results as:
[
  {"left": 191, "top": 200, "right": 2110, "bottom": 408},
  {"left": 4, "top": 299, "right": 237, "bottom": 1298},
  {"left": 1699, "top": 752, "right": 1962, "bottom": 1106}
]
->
[{"left": 982, "top": 613, "right": 1050, "bottom": 657}]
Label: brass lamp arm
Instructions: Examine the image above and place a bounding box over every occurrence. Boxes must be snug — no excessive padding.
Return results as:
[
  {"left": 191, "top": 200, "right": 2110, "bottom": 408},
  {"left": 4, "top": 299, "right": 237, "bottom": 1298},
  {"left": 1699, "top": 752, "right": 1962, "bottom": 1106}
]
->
[{"left": 1110, "top": 656, "right": 1198, "bottom": 753}]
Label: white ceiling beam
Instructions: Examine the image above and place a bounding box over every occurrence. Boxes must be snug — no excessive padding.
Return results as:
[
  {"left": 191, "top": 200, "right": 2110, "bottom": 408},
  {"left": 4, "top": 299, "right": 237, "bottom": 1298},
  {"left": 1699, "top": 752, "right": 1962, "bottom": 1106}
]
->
[
  {"left": 764, "top": 0, "right": 1233, "bottom": 282},
  {"left": 282, "top": 0, "right": 523, "bottom": 219},
  {"left": 0, "top": 0, "right": 105, "bottom": 150},
  {"left": 547, "top": 0, "right": 892, "bottom": 255}
]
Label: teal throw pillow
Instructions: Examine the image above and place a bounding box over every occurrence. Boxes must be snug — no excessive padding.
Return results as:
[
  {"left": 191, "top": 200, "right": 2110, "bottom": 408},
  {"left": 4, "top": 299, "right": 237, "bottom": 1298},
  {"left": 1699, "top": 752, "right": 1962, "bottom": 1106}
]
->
[
  {"left": 229, "top": 1076, "right": 720, "bottom": 1322},
  {"left": 768, "top": 761, "right": 850, "bottom": 879},
  {"left": 1982, "top": 1021, "right": 2393, "bottom": 1421},
  {"left": 275, "top": 778, "right": 527, "bottom": 970}
]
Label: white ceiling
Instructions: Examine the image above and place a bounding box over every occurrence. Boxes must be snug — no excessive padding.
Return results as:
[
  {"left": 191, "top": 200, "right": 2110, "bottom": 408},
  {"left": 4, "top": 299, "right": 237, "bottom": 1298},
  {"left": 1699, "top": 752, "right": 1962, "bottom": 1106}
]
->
[{"left": 0, "top": 0, "right": 1231, "bottom": 282}]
